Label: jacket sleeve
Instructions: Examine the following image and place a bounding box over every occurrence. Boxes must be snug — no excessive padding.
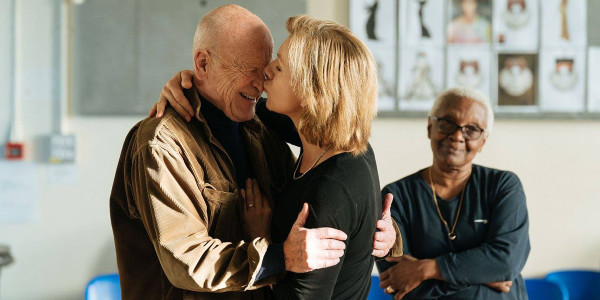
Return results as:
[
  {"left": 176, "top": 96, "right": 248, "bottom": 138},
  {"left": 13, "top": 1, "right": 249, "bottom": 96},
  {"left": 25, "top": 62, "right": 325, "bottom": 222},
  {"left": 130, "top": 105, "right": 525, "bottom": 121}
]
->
[
  {"left": 436, "top": 172, "right": 531, "bottom": 285},
  {"left": 376, "top": 187, "right": 470, "bottom": 299},
  {"left": 129, "top": 141, "right": 274, "bottom": 292}
]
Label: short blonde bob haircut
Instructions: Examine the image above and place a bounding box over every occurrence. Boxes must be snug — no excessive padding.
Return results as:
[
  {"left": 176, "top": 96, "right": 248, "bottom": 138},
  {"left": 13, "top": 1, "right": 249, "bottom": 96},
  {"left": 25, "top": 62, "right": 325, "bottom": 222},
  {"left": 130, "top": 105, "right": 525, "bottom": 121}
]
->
[{"left": 286, "top": 15, "right": 378, "bottom": 155}]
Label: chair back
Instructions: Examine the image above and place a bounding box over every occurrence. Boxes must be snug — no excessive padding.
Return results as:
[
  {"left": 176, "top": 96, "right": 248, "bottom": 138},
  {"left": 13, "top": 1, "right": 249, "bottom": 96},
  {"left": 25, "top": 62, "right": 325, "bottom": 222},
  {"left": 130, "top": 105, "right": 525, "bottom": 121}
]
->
[
  {"left": 85, "top": 273, "right": 121, "bottom": 300},
  {"left": 369, "top": 275, "right": 391, "bottom": 300},
  {"left": 546, "top": 270, "right": 600, "bottom": 300},
  {"left": 525, "top": 278, "right": 568, "bottom": 300}
]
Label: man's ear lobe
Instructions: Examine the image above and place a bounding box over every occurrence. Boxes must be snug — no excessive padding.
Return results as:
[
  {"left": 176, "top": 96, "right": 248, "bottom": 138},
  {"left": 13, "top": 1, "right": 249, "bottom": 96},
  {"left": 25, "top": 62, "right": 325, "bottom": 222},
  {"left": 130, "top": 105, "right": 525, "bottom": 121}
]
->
[{"left": 194, "top": 50, "right": 209, "bottom": 80}]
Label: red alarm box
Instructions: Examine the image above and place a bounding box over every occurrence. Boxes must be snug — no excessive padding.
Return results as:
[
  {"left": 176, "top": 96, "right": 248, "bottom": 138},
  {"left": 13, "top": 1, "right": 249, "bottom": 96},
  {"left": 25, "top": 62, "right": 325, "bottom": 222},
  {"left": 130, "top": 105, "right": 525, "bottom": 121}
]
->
[{"left": 5, "top": 142, "right": 24, "bottom": 160}]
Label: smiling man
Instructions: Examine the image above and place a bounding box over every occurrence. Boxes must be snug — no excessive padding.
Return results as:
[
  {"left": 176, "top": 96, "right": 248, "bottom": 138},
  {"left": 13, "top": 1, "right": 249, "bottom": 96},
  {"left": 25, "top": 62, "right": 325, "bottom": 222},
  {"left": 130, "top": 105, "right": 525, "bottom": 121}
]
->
[{"left": 109, "top": 5, "right": 360, "bottom": 300}]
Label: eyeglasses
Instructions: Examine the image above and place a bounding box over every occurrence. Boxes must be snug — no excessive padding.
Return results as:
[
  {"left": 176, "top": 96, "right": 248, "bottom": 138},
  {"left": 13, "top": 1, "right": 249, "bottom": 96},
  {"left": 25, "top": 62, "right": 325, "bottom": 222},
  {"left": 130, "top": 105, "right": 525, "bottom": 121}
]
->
[{"left": 430, "top": 116, "right": 485, "bottom": 140}]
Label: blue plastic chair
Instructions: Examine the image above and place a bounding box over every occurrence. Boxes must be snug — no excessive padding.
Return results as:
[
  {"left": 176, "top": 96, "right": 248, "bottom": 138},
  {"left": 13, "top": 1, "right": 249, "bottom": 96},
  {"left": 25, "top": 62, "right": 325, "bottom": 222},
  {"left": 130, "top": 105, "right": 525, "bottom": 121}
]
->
[
  {"left": 85, "top": 273, "right": 121, "bottom": 300},
  {"left": 369, "top": 275, "right": 392, "bottom": 300},
  {"left": 546, "top": 270, "right": 600, "bottom": 300},
  {"left": 524, "top": 278, "right": 568, "bottom": 300}
]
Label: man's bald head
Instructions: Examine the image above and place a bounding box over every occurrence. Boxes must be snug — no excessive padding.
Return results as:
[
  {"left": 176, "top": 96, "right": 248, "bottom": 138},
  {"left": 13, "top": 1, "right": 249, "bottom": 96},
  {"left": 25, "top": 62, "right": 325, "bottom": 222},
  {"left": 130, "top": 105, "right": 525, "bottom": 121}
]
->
[{"left": 192, "top": 4, "right": 273, "bottom": 58}]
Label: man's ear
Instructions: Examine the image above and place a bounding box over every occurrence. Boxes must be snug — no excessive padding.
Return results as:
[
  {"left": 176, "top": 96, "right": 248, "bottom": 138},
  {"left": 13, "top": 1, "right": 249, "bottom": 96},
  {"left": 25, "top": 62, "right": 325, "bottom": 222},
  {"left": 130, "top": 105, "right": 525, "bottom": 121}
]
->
[{"left": 194, "top": 49, "right": 209, "bottom": 81}]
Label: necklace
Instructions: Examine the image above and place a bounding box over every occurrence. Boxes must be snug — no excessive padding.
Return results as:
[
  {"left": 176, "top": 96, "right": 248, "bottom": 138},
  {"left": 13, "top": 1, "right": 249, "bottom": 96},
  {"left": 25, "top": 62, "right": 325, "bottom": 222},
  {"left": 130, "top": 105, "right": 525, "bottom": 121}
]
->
[
  {"left": 293, "top": 146, "right": 331, "bottom": 180},
  {"left": 428, "top": 168, "right": 468, "bottom": 241}
]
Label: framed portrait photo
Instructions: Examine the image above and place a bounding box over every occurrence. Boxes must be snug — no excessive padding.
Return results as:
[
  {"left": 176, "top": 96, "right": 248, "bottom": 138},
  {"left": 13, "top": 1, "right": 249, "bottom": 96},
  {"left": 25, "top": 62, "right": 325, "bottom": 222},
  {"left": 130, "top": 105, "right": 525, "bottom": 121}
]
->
[
  {"left": 370, "top": 46, "right": 398, "bottom": 112},
  {"left": 397, "top": 47, "right": 444, "bottom": 111},
  {"left": 400, "top": 0, "right": 445, "bottom": 46},
  {"left": 539, "top": 49, "right": 586, "bottom": 112},
  {"left": 493, "top": 0, "right": 539, "bottom": 51},
  {"left": 446, "top": 46, "right": 492, "bottom": 99},
  {"left": 447, "top": 0, "right": 492, "bottom": 44},
  {"left": 588, "top": 47, "right": 600, "bottom": 112},
  {"left": 541, "top": 0, "right": 587, "bottom": 48},
  {"left": 349, "top": 0, "right": 397, "bottom": 46},
  {"left": 496, "top": 53, "right": 538, "bottom": 110}
]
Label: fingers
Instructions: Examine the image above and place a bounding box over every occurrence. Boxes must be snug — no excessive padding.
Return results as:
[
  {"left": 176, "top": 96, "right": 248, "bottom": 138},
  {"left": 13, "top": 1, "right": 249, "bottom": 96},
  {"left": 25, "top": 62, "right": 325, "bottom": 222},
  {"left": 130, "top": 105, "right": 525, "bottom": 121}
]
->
[
  {"left": 293, "top": 203, "right": 309, "bottom": 228},
  {"left": 252, "top": 179, "right": 264, "bottom": 210},
  {"left": 160, "top": 88, "right": 192, "bottom": 121},
  {"left": 317, "top": 238, "right": 346, "bottom": 251},
  {"left": 157, "top": 97, "right": 167, "bottom": 118},
  {"left": 180, "top": 70, "right": 194, "bottom": 89},
  {"left": 241, "top": 189, "right": 247, "bottom": 214},
  {"left": 372, "top": 249, "right": 387, "bottom": 257},
  {"left": 373, "top": 240, "right": 388, "bottom": 251},
  {"left": 382, "top": 193, "right": 393, "bottom": 220},
  {"left": 149, "top": 103, "right": 158, "bottom": 118},
  {"left": 380, "top": 269, "right": 391, "bottom": 281},
  {"left": 313, "top": 227, "right": 348, "bottom": 241},
  {"left": 172, "top": 73, "right": 195, "bottom": 117},
  {"left": 376, "top": 220, "right": 389, "bottom": 231},
  {"left": 311, "top": 258, "right": 341, "bottom": 269},
  {"left": 245, "top": 179, "right": 255, "bottom": 208}
]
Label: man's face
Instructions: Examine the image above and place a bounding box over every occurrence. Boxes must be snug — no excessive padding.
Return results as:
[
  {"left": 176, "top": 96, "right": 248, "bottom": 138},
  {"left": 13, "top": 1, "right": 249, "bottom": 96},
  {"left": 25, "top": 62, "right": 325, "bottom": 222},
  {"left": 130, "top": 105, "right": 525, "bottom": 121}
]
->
[{"left": 201, "top": 38, "right": 272, "bottom": 122}]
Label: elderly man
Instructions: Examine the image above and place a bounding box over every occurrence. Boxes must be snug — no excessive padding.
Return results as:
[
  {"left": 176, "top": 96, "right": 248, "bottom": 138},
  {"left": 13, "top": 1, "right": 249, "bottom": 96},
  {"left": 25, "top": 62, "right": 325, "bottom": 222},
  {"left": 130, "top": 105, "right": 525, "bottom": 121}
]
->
[{"left": 111, "top": 5, "right": 397, "bottom": 300}]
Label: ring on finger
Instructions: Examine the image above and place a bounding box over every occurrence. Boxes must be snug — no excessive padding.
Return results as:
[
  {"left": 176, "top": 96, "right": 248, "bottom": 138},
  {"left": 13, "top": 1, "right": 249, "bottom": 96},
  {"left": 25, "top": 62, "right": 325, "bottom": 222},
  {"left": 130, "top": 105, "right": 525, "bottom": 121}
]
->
[
  {"left": 385, "top": 286, "right": 395, "bottom": 294},
  {"left": 160, "top": 95, "right": 167, "bottom": 101},
  {"left": 247, "top": 202, "right": 255, "bottom": 208}
]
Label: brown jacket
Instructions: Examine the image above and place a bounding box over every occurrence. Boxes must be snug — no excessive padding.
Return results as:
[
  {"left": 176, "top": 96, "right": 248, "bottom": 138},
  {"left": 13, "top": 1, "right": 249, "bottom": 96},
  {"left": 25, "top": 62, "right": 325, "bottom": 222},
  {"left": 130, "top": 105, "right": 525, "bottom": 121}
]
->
[{"left": 110, "top": 88, "right": 295, "bottom": 300}]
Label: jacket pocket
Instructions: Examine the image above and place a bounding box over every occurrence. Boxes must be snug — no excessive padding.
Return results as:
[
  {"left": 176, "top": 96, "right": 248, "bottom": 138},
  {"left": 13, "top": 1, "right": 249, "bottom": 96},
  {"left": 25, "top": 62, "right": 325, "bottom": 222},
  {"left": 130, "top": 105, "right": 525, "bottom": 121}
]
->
[{"left": 202, "top": 188, "right": 240, "bottom": 242}]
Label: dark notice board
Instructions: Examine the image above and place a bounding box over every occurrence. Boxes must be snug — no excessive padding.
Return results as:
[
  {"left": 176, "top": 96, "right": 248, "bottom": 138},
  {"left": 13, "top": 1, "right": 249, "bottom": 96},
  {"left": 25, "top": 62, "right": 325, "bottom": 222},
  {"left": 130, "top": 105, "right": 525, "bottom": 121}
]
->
[{"left": 73, "top": 0, "right": 306, "bottom": 115}]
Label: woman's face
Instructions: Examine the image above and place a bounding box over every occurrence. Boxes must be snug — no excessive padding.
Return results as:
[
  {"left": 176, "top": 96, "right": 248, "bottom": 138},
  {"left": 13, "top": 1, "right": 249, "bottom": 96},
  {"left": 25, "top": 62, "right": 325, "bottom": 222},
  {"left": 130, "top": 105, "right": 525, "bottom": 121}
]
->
[
  {"left": 428, "top": 97, "right": 488, "bottom": 170},
  {"left": 263, "top": 37, "right": 303, "bottom": 119},
  {"left": 461, "top": 0, "right": 478, "bottom": 18}
]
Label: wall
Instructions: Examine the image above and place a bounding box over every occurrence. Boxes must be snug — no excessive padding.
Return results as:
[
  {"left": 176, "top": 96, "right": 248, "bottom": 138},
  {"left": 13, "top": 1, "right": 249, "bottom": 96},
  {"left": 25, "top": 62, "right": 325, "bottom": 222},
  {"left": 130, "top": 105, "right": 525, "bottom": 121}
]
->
[{"left": 0, "top": 0, "right": 598, "bottom": 299}]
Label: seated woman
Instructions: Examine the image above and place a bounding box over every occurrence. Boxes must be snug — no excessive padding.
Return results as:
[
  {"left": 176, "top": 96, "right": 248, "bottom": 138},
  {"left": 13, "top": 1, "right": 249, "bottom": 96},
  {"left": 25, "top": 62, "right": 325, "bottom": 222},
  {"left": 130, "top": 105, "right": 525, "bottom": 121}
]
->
[
  {"left": 377, "top": 87, "right": 530, "bottom": 300},
  {"left": 154, "top": 15, "right": 397, "bottom": 299}
]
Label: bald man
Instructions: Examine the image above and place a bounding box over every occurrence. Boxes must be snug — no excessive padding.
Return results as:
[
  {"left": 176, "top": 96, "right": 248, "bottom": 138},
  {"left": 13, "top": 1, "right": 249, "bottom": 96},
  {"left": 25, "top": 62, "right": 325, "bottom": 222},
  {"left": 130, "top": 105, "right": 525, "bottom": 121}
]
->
[{"left": 110, "top": 5, "right": 396, "bottom": 299}]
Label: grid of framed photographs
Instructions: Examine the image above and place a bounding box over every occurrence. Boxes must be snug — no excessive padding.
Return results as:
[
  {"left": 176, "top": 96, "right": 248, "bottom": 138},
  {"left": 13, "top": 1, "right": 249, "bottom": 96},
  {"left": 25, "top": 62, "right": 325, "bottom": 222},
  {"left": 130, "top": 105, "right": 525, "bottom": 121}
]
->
[{"left": 349, "top": 0, "right": 600, "bottom": 118}]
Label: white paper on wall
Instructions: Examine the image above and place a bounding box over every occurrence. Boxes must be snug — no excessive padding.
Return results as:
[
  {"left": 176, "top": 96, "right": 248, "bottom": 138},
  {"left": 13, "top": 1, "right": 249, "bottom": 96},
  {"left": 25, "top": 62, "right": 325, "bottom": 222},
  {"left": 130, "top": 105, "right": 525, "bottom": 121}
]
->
[
  {"left": 398, "top": 46, "right": 444, "bottom": 111},
  {"left": 588, "top": 47, "right": 600, "bottom": 112},
  {"left": 494, "top": 0, "right": 539, "bottom": 51},
  {"left": 0, "top": 161, "right": 39, "bottom": 223},
  {"left": 446, "top": 46, "right": 492, "bottom": 99},
  {"left": 539, "top": 48, "right": 586, "bottom": 112},
  {"left": 350, "top": 0, "right": 397, "bottom": 46},
  {"left": 401, "top": 0, "right": 445, "bottom": 47},
  {"left": 541, "top": 0, "right": 587, "bottom": 48},
  {"left": 370, "top": 45, "right": 397, "bottom": 111}
]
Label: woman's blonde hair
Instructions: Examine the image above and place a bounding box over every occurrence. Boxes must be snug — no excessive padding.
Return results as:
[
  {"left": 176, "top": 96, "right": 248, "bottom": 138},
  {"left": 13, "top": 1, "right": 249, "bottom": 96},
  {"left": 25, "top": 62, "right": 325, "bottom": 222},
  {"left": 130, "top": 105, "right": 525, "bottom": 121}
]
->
[{"left": 286, "top": 15, "right": 378, "bottom": 155}]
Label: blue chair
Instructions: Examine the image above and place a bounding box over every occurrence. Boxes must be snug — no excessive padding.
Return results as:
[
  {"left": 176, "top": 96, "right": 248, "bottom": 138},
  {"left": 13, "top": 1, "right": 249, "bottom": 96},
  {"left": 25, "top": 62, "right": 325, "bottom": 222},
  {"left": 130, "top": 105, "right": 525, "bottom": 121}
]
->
[
  {"left": 369, "top": 275, "right": 392, "bottom": 300},
  {"left": 85, "top": 273, "right": 121, "bottom": 300},
  {"left": 524, "top": 278, "right": 567, "bottom": 300},
  {"left": 546, "top": 270, "right": 600, "bottom": 300}
]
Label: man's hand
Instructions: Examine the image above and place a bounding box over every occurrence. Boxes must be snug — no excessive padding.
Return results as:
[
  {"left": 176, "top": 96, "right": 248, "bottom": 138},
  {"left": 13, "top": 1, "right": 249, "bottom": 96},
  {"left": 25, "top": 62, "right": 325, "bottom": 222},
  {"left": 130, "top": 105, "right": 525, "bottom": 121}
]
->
[
  {"left": 486, "top": 281, "right": 512, "bottom": 293},
  {"left": 283, "top": 203, "right": 347, "bottom": 273},
  {"left": 149, "top": 70, "right": 196, "bottom": 121},
  {"left": 373, "top": 193, "right": 396, "bottom": 257},
  {"left": 380, "top": 255, "right": 440, "bottom": 300}
]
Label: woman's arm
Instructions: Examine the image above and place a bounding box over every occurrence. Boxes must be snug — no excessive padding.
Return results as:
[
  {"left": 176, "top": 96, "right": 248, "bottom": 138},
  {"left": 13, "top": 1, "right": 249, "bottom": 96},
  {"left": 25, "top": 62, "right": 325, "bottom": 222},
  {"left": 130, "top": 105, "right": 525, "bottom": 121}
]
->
[
  {"left": 435, "top": 172, "right": 530, "bottom": 285},
  {"left": 376, "top": 187, "right": 469, "bottom": 299}
]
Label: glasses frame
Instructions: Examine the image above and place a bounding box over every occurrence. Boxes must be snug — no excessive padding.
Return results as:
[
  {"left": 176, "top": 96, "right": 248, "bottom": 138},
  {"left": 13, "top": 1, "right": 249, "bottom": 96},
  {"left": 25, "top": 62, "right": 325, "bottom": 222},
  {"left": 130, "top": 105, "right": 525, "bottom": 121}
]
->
[{"left": 430, "top": 116, "right": 486, "bottom": 140}]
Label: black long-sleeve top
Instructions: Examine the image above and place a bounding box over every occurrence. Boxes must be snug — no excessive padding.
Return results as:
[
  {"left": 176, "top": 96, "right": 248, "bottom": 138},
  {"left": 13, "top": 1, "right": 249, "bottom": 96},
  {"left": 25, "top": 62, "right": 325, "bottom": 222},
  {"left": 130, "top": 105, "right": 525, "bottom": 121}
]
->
[{"left": 377, "top": 165, "right": 530, "bottom": 299}]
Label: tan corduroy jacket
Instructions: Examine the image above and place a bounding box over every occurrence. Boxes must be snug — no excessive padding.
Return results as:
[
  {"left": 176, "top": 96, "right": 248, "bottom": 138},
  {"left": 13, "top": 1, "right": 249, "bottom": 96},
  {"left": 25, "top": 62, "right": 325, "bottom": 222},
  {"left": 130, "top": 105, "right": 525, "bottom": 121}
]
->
[{"left": 110, "top": 88, "right": 295, "bottom": 300}]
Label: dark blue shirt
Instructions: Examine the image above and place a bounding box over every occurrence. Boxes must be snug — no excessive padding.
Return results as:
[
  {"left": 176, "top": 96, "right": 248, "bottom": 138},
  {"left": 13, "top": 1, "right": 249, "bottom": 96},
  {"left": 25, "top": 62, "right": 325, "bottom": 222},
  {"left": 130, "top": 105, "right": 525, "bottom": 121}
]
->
[{"left": 377, "top": 165, "right": 530, "bottom": 299}]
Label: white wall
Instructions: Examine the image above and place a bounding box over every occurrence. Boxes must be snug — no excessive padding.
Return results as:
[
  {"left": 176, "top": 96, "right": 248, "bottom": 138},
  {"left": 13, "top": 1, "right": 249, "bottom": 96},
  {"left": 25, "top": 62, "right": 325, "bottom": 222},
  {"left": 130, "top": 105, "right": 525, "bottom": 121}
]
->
[{"left": 0, "top": 1, "right": 598, "bottom": 299}]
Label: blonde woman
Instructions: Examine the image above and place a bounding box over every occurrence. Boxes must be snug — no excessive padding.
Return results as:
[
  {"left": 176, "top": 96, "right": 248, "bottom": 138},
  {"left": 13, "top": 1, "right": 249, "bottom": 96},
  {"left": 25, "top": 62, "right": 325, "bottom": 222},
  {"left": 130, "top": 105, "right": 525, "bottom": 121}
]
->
[{"left": 154, "top": 15, "right": 387, "bottom": 299}]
